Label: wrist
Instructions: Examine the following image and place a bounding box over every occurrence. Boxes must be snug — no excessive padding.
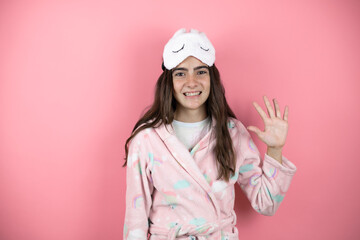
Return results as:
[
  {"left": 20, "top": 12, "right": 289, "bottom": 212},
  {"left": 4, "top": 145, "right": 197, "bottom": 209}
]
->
[
  {"left": 267, "top": 146, "right": 283, "bottom": 151},
  {"left": 266, "top": 147, "right": 283, "bottom": 164}
]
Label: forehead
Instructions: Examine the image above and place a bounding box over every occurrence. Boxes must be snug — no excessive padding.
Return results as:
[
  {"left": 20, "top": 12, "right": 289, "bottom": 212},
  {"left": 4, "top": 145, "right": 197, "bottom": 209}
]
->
[{"left": 175, "top": 56, "right": 207, "bottom": 68}]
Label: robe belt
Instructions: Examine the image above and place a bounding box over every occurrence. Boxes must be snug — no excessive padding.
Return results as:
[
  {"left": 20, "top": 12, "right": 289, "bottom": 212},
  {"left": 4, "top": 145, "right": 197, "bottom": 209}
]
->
[{"left": 149, "top": 214, "right": 235, "bottom": 240}]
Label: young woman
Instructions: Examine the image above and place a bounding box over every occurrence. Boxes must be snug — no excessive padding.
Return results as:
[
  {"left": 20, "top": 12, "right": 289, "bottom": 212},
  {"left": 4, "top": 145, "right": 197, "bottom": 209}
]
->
[{"left": 123, "top": 28, "right": 297, "bottom": 240}]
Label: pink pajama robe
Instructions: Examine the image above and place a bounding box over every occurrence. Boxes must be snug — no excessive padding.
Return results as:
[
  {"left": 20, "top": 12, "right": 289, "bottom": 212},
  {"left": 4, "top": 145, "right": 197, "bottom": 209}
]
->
[{"left": 123, "top": 118, "right": 297, "bottom": 240}]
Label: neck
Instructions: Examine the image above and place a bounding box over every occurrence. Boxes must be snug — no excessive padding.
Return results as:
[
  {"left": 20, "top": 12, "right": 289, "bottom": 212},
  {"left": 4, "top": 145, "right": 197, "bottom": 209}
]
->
[{"left": 174, "top": 107, "right": 207, "bottom": 123}]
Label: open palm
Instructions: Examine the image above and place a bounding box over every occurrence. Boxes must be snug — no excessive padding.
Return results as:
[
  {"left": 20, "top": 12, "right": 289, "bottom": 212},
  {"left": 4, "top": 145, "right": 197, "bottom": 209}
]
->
[{"left": 247, "top": 96, "right": 289, "bottom": 149}]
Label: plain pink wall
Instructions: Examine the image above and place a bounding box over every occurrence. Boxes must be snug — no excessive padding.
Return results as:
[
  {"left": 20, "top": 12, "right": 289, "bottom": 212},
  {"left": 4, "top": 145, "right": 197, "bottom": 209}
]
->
[{"left": 0, "top": 0, "right": 359, "bottom": 239}]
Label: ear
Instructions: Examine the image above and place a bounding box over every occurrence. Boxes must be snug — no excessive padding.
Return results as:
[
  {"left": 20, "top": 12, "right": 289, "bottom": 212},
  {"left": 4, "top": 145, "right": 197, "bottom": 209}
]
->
[
  {"left": 172, "top": 28, "right": 187, "bottom": 38},
  {"left": 190, "top": 28, "right": 200, "bottom": 33}
]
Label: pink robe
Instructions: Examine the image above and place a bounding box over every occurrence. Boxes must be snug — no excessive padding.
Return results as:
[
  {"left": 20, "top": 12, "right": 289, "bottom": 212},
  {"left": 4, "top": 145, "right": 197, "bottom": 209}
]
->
[{"left": 123, "top": 118, "right": 297, "bottom": 240}]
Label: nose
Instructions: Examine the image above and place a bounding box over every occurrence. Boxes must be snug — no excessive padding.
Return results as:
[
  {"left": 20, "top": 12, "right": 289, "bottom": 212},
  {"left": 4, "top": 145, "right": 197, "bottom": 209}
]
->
[{"left": 186, "top": 72, "right": 198, "bottom": 88}]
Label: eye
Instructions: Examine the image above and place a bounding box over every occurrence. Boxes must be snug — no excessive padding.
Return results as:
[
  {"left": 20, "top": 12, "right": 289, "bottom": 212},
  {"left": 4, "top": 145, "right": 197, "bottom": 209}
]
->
[
  {"left": 174, "top": 72, "right": 185, "bottom": 77},
  {"left": 197, "top": 70, "right": 208, "bottom": 75}
]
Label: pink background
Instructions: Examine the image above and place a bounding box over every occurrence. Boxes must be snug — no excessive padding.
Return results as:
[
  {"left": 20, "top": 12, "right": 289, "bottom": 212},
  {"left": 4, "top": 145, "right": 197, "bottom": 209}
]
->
[{"left": 1, "top": 0, "right": 359, "bottom": 239}]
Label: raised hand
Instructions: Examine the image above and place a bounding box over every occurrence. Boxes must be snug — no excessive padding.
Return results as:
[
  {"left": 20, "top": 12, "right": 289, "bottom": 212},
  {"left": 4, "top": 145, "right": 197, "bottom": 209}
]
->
[{"left": 247, "top": 95, "right": 289, "bottom": 149}]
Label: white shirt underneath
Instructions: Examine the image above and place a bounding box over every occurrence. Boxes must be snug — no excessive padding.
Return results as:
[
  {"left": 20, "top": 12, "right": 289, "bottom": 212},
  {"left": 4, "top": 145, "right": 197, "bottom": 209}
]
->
[{"left": 172, "top": 117, "right": 211, "bottom": 151}]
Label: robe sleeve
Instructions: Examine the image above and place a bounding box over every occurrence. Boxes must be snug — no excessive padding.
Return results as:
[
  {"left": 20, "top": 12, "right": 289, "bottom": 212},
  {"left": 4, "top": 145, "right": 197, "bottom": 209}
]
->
[
  {"left": 236, "top": 125, "right": 297, "bottom": 216},
  {"left": 123, "top": 133, "right": 154, "bottom": 240}
]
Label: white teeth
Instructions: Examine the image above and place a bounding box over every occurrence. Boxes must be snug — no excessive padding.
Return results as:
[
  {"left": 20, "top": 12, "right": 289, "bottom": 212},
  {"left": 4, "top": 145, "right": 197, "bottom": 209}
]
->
[{"left": 184, "top": 91, "right": 201, "bottom": 96}]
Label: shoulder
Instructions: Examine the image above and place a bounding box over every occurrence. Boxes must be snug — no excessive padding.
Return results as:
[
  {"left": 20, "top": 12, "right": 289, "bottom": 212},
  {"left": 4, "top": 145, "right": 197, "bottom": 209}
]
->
[
  {"left": 129, "top": 123, "right": 170, "bottom": 151},
  {"left": 126, "top": 127, "right": 157, "bottom": 167},
  {"left": 129, "top": 127, "right": 157, "bottom": 146}
]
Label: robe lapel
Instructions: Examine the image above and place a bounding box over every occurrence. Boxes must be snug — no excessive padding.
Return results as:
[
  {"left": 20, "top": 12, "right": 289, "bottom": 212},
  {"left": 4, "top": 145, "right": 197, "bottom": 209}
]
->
[{"left": 154, "top": 120, "right": 222, "bottom": 217}]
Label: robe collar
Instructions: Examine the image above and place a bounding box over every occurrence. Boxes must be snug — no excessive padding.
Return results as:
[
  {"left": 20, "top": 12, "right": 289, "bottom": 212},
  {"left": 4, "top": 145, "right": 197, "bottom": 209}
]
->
[{"left": 153, "top": 116, "right": 222, "bottom": 217}]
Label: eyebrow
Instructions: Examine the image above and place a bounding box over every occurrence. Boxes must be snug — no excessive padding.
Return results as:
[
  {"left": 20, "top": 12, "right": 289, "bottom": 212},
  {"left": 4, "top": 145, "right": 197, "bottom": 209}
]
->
[{"left": 172, "top": 66, "right": 209, "bottom": 72}]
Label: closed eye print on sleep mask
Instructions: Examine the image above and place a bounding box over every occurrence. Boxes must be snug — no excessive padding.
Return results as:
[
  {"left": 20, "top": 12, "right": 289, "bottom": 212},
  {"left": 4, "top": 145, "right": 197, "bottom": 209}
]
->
[
  {"left": 172, "top": 44, "right": 185, "bottom": 53},
  {"left": 162, "top": 28, "right": 215, "bottom": 70},
  {"left": 172, "top": 44, "right": 209, "bottom": 53}
]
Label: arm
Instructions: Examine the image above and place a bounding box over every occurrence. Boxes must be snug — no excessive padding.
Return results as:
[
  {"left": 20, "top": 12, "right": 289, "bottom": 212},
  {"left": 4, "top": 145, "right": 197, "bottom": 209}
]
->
[
  {"left": 237, "top": 127, "right": 297, "bottom": 216},
  {"left": 123, "top": 133, "right": 154, "bottom": 240},
  {"left": 239, "top": 95, "right": 296, "bottom": 215}
]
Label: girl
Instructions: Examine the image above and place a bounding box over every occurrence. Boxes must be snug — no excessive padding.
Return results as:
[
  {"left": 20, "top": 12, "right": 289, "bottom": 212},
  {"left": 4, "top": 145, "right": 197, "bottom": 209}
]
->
[{"left": 123, "top": 28, "right": 297, "bottom": 240}]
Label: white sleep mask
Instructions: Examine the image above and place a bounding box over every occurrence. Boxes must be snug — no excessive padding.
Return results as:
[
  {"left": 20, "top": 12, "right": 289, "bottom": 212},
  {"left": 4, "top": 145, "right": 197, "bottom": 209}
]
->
[{"left": 162, "top": 28, "right": 215, "bottom": 70}]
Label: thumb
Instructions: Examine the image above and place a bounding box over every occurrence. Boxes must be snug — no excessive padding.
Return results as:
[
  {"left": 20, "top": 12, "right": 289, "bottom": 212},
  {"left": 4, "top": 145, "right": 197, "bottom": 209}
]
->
[
  {"left": 247, "top": 126, "right": 261, "bottom": 135},
  {"left": 247, "top": 126, "right": 265, "bottom": 140}
]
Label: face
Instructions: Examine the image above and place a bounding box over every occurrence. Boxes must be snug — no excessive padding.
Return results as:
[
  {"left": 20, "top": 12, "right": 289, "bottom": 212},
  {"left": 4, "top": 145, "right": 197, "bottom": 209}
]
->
[{"left": 172, "top": 56, "right": 211, "bottom": 118}]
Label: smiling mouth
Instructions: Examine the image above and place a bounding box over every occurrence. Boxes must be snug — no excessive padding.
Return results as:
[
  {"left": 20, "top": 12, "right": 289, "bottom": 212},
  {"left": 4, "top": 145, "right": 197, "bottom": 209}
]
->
[{"left": 183, "top": 91, "right": 201, "bottom": 96}]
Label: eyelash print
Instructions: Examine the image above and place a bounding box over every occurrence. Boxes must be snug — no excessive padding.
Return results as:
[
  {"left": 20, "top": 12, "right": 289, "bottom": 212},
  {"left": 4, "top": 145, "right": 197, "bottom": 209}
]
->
[
  {"left": 200, "top": 46, "right": 209, "bottom": 51},
  {"left": 172, "top": 44, "right": 185, "bottom": 53},
  {"left": 172, "top": 44, "right": 209, "bottom": 53}
]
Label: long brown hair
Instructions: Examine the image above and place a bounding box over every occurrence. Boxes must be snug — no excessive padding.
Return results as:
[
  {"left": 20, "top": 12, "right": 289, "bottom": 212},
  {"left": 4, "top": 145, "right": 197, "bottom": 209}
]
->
[{"left": 123, "top": 64, "right": 237, "bottom": 181}]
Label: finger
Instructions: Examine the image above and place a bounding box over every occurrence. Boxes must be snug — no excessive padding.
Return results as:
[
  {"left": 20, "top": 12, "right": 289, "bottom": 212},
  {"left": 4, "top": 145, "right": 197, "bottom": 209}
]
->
[
  {"left": 273, "top": 98, "right": 281, "bottom": 118},
  {"left": 252, "top": 101, "right": 268, "bottom": 122},
  {"left": 283, "top": 105, "right": 289, "bottom": 121},
  {"left": 263, "top": 95, "right": 275, "bottom": 118}
]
